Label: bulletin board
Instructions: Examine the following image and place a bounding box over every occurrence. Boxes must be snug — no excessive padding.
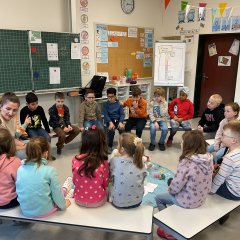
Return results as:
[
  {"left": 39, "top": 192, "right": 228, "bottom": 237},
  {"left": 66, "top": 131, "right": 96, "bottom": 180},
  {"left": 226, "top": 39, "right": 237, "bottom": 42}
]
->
[
  {"left": 31, "top": 31, "right": 81, "bottom": 91},
  {"left": 0, "top": 29, "right": 32, "bottom": 94},
  {"left": 0, "top": 29, "right": 81, "bottom": 94},
  {"left": 95, "top": 24, "right": 153, "bottom": 79}
]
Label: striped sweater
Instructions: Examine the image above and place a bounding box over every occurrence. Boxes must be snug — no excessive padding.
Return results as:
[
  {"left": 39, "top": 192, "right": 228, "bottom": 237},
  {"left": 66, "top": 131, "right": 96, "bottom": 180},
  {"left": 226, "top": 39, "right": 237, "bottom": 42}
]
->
[{"left": 211, "top": 147, "right": 240, "bottom": 197}]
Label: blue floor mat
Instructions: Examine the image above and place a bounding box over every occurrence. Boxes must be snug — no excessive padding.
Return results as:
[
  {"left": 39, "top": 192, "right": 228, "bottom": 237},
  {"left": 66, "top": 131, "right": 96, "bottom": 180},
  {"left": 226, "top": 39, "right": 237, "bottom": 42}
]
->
[{"left": 142, "top": 162, "right": 174, "bottom": 208}]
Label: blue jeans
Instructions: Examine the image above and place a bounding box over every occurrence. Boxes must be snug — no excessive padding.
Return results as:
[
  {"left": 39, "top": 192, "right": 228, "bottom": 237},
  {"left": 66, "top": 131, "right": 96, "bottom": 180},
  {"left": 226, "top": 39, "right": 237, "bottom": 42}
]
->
[
  {"left": 84, "top": 120, "right": 103, "bottom": 129},
  {"left": 27, "top": 128, "right": 51, "bottom": 142},
  {"left": 150, "top": 121, "right": 168, "bottom": 145},
  {"left": 106, "top": 120, "right": 124, "bottom": 148},
  {"left": 155, "top": 192, "right": 179, "bottom": 211},
  {"left": 169, "top": 119, "right": 192, "bottom": 140},
  {"left": 208, "top": 144, "right": 226, "bottom": 163},
  {"left": 216, "top": 182, "right": 240, "bottom": 200}
]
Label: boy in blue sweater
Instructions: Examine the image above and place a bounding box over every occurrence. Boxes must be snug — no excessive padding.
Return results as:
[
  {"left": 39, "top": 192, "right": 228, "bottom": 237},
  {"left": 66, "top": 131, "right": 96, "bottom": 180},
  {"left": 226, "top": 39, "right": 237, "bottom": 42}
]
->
[{"left": 103, "top": 88, "right": 125, "bottom": 153}]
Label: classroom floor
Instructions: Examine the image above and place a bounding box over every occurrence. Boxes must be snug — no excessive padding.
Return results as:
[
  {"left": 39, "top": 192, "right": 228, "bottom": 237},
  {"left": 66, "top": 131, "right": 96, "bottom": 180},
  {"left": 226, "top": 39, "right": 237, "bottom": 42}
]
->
[{"left": 0, "top": 118, "right": 239, "bottom": 240}]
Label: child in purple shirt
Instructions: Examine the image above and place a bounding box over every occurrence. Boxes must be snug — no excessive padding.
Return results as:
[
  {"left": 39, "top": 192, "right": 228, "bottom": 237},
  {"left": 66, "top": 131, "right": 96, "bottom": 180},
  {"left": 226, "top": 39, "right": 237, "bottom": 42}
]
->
[{"left": 155, "top": 130, "right": 213, "bottom": 239}]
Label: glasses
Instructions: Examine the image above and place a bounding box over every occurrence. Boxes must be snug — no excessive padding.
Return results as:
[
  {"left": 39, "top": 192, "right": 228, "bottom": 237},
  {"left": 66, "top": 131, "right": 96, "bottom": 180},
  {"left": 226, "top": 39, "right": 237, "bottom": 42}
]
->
[
  {"left": 86, "top": 97, "right": 95, "bottom": 99},
  {"left": 222, "top": 134, "right": 235, "bottom": 139},
  {"left": 107, "top": 95, "right": 116, "bottom": 99}
]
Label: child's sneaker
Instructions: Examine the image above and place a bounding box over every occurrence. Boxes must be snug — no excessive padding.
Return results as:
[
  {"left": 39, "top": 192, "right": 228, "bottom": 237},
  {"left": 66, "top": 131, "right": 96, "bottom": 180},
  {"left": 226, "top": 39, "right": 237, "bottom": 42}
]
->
[
  {"left": 57, "top": 148, "right": 62, "bottom": 155},
  {"left": 158, "top": 143, "right": 166, "bottom": 151},
  {"left": 62, "top": 176, "right": 73, "bottom": 194},
  {"left": 148, "top": 143, "right": 155, "bottom": 151},
  {"left": 157, "top": 227, "right": 176, "bottom": 240},
  {"left": 166, "top": 138, "right": 173, "bottom": 147}
]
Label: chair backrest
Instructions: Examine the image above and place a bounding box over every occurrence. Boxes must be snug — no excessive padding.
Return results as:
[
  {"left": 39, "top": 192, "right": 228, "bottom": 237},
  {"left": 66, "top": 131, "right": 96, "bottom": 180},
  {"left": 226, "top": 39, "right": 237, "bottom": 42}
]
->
[{"left": 89, "top": 75, "right": 107, "bottom": 98}]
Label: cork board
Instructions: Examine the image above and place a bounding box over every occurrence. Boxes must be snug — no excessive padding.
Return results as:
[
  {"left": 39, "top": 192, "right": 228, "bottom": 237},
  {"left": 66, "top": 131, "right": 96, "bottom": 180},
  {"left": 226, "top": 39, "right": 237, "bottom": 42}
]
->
[{"left": 95, "top": 24, "right": 153, "bottom": 79}]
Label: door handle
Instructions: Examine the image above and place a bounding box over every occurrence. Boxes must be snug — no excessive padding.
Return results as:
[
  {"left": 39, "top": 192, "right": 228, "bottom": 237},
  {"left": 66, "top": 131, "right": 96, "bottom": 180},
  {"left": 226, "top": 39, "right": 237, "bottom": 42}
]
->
[{"left": 202, "top": 74, "right": 208, "bottom": 80}]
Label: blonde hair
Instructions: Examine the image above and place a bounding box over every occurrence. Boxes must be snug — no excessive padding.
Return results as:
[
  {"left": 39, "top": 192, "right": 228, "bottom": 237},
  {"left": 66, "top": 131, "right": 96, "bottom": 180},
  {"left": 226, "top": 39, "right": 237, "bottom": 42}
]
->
[
  {"left": 118, "top": 133, "right": 144, "bottom": 169},
  {"left": 154, "top": 87, "right": 165, "bottom": 97},
  {"left": 25, "top": 136, "right": 51, "bottom": 166},
  {"left": 210, "top": 94, "right": 222, "bottom": 105},
  {"left": 223, "top": 120, "right": 240, "bottom": 142}
]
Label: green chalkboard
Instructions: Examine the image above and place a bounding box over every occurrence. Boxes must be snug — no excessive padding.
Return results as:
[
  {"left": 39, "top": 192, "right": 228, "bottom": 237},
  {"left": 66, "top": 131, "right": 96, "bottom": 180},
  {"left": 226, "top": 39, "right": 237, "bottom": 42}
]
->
[
  {"left": 31, "top": 31, "right": 81, "bottom": 91},
  {"left": 0, "top": 29, "right": 81, "bottom": 94},
  {"left": 0, "top": 29, "right": 32, "bottom": 93}
]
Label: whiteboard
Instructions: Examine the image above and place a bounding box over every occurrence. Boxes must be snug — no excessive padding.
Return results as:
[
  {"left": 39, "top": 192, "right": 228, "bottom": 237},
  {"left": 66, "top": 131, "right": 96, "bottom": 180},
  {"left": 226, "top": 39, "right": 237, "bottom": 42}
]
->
[{"left": 154, "top": 41, "right": 186, "bottom": 86}]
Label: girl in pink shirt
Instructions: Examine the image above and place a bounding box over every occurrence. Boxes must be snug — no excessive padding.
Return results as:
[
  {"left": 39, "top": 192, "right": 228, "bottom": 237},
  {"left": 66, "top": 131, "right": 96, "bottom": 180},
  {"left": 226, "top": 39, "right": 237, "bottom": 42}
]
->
[
  {"left": 0, "top": 128, "right": 21, "bottom": 209},
  {"left": 72, "top": 125, "right": 109, "bottom": 207}
]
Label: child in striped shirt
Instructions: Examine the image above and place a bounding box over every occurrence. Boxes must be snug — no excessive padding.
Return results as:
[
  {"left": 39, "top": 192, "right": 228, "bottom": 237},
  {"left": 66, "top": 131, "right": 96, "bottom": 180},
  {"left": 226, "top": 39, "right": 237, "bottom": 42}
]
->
[{"left": 211, "top": 120, "right": 240, "bottom": 200}]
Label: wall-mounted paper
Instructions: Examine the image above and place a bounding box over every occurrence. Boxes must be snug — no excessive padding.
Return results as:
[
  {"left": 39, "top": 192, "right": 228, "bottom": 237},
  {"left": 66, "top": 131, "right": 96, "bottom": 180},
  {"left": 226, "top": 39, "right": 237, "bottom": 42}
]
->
[
  {"left": 47, "top": 43, "right": 58, "bottom": 61},
  {"left": 229, "top": 39, "right": 240, "bottom": 56},
  {"left": 71, "top": 42, "right": 81, "bottom": 59},
  {"left": 49, "top": 67, "right": 60, "bottom": 84},
  {"left": 29, "top": 31, "right": 42, "bottom": 43}
]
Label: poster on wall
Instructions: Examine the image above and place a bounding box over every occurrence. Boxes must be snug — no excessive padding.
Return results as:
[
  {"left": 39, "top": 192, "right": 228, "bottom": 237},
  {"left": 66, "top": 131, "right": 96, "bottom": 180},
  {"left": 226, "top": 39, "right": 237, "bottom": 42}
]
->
[
  {"left": 212, "top": 18, "right": 221, "bottom": 32},
  {"left": 208, "top": 43, "right": 217, "bottom": 56},
  {"left": 221, "top": 17, "right": 231, "bottom": 31},
  {"left": 229, "top": 39, "right": 240, "bottom": 56},
  {"left": 218, "top": 56, "right": 231, "bottom": 66}
]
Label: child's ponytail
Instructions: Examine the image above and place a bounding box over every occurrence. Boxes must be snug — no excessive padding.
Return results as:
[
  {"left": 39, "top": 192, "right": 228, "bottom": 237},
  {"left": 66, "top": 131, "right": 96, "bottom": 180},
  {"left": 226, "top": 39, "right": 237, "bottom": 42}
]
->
[
  {"left": 120, "top": 133, "right": 144, "bottom": 169},
  {"left": 25, "top": 136, "right": 50, "bottom": 167},
  {"left": 133, "top": 137, "right": 144, "bottom": 169}
]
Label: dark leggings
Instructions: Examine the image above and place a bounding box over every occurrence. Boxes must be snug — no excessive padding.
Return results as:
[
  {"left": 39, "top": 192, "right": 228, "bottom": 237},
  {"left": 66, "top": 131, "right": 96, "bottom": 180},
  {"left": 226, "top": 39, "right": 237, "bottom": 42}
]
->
[{"left": 0, "top": 197, "right": 19, "bottom": 209}]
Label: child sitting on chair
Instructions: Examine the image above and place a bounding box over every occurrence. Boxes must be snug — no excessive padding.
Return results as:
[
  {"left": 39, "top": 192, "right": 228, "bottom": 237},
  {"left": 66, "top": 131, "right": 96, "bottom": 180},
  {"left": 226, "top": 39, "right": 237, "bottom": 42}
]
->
[
  {"left": 103, "top": 87, "right": 125, "bottom": 154},
  {"left": 148, "top": 87, "right": 169, "bottom": 151},
  {"left": 79, "top": 89, "right": 103, "bottom": 131},
  {"left": 122, "top": 86, "right": 147, "bottom": 138},
  {"left": 198, "top": 94, "right": 224, "bottom": 140},
  {"left": 49, "top": 92, "right": 80, "bottom": 155},
  {"left": 167, "top": 87, "right": 194, "bottom": 147}
]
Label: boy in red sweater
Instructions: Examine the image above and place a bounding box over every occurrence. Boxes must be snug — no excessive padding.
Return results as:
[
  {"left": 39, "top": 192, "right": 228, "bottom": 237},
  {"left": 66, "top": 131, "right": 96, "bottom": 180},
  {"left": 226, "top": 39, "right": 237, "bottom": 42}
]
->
[
  {"left": 123, "top": 86, "right": 147, "bottom": 138},
  {"left": 167, "top": 87, "right": 194, "bottom": 146}
]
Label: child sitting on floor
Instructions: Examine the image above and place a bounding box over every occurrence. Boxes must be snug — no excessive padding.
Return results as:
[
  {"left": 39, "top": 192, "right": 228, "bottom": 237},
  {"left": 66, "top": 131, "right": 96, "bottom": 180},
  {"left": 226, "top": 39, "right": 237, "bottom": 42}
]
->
[
  {"left": 0, "top": 128, "right": 21, "bottom": 209},
  {"left": 155, "top": 130, "right": 213, "bottom": 240},
  {"left": 16, "top": 136, "right": 71, "bottom": 217},
  {"left": 208, "top": 102, "right": 239, "bottom": 162},
  {"left": 110, "top": 132, "right": 147, "bottom": 208},
  {"left": 72, "top": 125, "right": 109, "bottom": 208}
]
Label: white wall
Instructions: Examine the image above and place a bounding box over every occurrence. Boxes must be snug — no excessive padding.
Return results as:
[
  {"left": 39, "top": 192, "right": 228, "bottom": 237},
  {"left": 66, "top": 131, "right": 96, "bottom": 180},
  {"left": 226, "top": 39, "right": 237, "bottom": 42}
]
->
[
  {"left": 0, "top": 0, "right": 70, "bottom": 32},
  {"left": 0, "top": 0, "right": 163, "bottom": 123},
  {"left": 75, "top": 0, "right": 162, "bottom": 86},
  {"left": 159, "top": 0, "right": 240, "bottom": 102}
]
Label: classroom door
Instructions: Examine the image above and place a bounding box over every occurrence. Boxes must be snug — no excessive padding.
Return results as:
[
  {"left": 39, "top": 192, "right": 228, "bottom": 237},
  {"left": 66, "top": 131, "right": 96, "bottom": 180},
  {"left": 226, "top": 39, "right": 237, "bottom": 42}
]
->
[{"left": 196, "top": 34, "right": 240, "bottom": 116}]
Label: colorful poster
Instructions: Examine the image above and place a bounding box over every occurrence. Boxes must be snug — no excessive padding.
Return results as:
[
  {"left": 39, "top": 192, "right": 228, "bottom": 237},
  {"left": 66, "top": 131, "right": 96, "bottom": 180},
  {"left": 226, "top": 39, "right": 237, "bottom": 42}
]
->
[
  {"left": 231, "top": 16, "right": 240, "bottom": 31},
  {"left": 178, "top": 10, "right": 185, "bottom": 24},
  {"left": 221, "top": 17, "right": 231, "bottom": 31},
  {"left": 212, "top": 18, "right": 221, "bottom": 32},
  {"left": 218, "top": 56, "right": 231, "bottom": 66}
]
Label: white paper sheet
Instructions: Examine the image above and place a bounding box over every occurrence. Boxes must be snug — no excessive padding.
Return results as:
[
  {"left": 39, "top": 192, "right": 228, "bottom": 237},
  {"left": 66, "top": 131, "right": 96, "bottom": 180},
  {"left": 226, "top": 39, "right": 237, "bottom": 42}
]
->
[
  {"left": 49, "top": 67, "right": 60, "bottom": 84},
  {"left": 47, "top": 43, "right": 59, "bottom": 61}
]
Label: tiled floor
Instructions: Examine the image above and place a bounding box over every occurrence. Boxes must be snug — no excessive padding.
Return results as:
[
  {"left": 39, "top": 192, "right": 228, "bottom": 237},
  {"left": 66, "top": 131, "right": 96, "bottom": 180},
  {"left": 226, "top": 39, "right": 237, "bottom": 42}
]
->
[{"left": 1, "top": 118, "right": 240, "bottom": 240}]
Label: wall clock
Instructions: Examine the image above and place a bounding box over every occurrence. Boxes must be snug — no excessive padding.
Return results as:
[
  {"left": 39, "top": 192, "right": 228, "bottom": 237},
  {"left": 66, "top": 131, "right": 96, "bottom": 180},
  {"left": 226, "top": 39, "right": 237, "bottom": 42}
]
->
[{"left": 121, "top": 0, "right": 135, "bottom": 14}]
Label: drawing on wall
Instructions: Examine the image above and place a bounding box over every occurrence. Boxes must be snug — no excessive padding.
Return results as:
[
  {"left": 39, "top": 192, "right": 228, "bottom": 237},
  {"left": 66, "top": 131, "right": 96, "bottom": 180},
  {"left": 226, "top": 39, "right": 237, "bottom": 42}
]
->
[
  {"left": 178, "top": 10, "right": 186, "bottom": 24},
  {"left": 208, "top": 43, "right": 217, "bottom": 56},
  {"left": 229, "top": 39, "right": 240, "bottom": 56},
  {"left": 154, "top": 43, "right": 185, "bottom": 86},
  {"left": 218, "top": 56, "right": 231, "bottom": 66}
]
